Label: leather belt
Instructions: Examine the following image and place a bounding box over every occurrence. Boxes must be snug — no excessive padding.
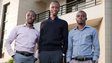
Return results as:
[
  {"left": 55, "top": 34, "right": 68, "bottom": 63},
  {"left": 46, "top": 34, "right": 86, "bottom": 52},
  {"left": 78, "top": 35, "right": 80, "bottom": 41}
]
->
[
  {"left": 72, "top": 57, "right": 93, "bottom": 61},
  {"left": 16, "top": 51, "right": 34, "bottom": 56}
]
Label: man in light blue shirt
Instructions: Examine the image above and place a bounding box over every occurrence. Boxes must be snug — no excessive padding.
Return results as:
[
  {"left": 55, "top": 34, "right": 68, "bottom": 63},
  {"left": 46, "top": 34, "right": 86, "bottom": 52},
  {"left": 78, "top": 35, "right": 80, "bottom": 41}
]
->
[{"left": 66, "top": 10, "right": 100, "bottom": 63}]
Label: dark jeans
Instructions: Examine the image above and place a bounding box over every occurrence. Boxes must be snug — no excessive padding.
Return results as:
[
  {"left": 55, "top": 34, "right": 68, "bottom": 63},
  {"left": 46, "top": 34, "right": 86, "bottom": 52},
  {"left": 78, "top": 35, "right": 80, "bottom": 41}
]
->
[{"left": 39, "top": 50, "right": 63, "bottom": 63}]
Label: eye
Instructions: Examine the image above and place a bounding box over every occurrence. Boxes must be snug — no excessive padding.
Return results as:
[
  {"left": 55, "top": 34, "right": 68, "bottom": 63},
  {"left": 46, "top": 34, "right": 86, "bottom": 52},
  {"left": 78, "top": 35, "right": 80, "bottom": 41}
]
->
[{"left": 76, "top": 15, "right": 85, "bottom": 18}]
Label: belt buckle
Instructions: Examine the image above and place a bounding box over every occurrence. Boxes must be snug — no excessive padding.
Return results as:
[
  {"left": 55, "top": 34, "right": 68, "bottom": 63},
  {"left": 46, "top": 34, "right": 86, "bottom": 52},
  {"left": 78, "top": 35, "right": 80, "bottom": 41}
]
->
[
  {"left": 24, "top": 52, "right": 29, "bottom": 55},
  {"left": 76, "top": 56, "right": 85, "bottom": 61},
  {"left": 22, "top": 52, "right": 30, "bottom": 56}
]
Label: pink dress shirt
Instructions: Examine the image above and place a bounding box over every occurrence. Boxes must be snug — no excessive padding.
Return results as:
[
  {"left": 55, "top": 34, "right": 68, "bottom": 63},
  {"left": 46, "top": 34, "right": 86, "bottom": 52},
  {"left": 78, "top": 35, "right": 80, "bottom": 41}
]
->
[{"left": 5, "top": 24, "right": 39, "bottom": 58}]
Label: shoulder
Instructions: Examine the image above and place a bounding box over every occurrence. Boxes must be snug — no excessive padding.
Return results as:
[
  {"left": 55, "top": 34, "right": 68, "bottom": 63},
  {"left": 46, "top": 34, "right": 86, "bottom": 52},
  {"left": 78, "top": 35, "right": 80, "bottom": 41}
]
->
[
  {"left": 41, "top": 19, "right": 48, "bottom": 25},
  {"left": 86, "top": 25, "right": 97, "bottom": 33},
  {"left": 34, "top": 29, "right": 40, "bottom": 36},
  {"left": 12, "top": 25, "right": 23, "bottom": 30},
  {"left": 69, "top": 29, "right": 75, "bottom": 34},
  {"left": 34, "top": 28, "right": 39, "bottom": 33},
  {"left": 58, "top": 18, "right": 68, "bottom": 25},
  {"left": 16, "top": 24, "right": 25, "bottom": 28},
  {"left": 87, "top": 26, "right": 96, "bottom": 30}
]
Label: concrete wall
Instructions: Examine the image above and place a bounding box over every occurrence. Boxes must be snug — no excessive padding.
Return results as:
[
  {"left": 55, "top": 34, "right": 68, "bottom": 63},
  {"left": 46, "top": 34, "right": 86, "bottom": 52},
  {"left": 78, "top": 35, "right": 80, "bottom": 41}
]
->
[
  {"left": 17, "top": 0, "right": 46, "bottom": 25},
  {"left": 0, "top": 0, "right": 2, "bottom": 44},
  {"left": 98, "top": 19, "right": 105, "bottom": 63},
  {"left": 0, "top": 0, "right": 2, "bottom": 23},
  {"left": 60, "top": 4, "right": 103, "bottom": 24},
  {"left": 45, "top": 0, "right": 65, "bottom": 10},
  {"left": 34, "top": 3, "right": 105, "bottom": 63},
  {"left": 0, "top": 0, "right": 106, "bottom": 63},
  {"left": 0, "top": 0, "right": 19, "bottom": 62},
  {"left": 105, "top": 0, "right": 112, "bottom": 63}
]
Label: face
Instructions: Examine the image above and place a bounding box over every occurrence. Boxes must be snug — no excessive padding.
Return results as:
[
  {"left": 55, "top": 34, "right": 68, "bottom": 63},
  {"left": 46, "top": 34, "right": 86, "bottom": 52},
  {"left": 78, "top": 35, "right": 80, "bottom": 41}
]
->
[
  {"left": 76, "top": 11, "right": 87, "bottom": 25},
  {"left": 49, "top": 2, "right": 60, "bottom": 16},
  {"left": 26, "top": 11, "right": 36, "bottom": 24}
]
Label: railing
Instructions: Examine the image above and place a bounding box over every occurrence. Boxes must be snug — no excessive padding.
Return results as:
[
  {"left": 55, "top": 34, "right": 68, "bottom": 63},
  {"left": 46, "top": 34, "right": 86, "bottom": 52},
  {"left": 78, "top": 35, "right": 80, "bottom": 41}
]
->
[
  {"left": 36, "top": 0, "right": 101, "bottom": 22},
  {"left": 35, "top": 10, "right": 50, "bottom": 23}
]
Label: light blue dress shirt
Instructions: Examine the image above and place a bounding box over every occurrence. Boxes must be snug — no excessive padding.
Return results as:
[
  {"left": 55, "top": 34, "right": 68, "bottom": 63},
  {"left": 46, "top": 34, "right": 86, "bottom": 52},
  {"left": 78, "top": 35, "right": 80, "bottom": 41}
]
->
[{"left": 66, "top": 25, "right": 100, "bottom": 62}]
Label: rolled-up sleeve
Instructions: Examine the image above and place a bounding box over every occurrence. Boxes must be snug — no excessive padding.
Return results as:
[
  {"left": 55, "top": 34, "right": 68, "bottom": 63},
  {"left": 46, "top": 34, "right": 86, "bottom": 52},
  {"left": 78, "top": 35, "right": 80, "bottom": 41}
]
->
[
  {"left": 66, "top": 32, "right": 73, "bottom": 62},
  {"left": 92, "top": 29, "right": 100, "bottom": 61}
]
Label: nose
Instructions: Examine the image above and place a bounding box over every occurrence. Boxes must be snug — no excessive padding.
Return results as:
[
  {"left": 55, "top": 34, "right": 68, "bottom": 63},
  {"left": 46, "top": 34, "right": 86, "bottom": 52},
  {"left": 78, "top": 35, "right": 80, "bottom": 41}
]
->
[{"left": 28, "top": 15, "right": 32, "bottom": 19}]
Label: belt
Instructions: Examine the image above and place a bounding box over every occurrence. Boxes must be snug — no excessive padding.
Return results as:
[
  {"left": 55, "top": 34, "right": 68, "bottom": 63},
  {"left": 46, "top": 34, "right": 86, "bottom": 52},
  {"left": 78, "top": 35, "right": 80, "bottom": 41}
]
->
[
  {"left": 16, "top": 51, "right": 34, "bottom": 56},
  {"left": 72, "top": 57, "right": 93, "bottom": 61}
]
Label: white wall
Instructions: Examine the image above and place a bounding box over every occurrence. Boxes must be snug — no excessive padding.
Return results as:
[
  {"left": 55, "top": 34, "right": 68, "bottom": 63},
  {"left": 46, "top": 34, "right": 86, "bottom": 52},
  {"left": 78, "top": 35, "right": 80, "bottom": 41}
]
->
[
  {"left": 0, "top": 0, "right": 19, "bottom": 62},
  {"left": 59, "top": 4, "right": 103, "bottom": 24},
  {"left": 105, "top": 0, "right": 112, "bottom": 63},
  {"left": 34, "top": 3, "right": 105, "bottom": 63},
  {"left": 0, "top": 0, "right": 2, "bottom": 37},
  {"left": 45, "top": 0, "right": 66, "bottom": 10},
  {"left": 17, "top": 0, "right": 47, "bottom": 25}
]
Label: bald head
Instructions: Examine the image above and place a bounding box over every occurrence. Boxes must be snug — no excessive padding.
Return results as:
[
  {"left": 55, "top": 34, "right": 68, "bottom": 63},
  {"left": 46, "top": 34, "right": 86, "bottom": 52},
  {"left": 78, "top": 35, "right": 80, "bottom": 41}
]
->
[
  {"left": 26, "top": 10, "right": 36, "bottom": 18},
  {"left": 49, "top": 0, "right": 60, "bottom": 17},
  {"left": 26, "top": 10, "right": 36, "bottom": 24},
  {"left": 50, "top": 0, "right": 60, "bottom": 7},
  {"left": 76, "top": 10, "right": 87, "bottom": 25},
  {"left": 76, "top": 10, "right": 87, "bottom": 18}
]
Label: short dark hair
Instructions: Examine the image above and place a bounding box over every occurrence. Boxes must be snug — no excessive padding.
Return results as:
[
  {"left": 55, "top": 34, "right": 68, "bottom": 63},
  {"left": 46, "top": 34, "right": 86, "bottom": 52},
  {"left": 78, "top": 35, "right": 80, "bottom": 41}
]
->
[
  {"left": 27, "top": 10, "right": 36, "bottom": 17},
  {"left": 77, "top": 10, "right": 87, "bottom": 17},
  {"left": 51, "top": 0, "right": 60, "bottom": 6}
]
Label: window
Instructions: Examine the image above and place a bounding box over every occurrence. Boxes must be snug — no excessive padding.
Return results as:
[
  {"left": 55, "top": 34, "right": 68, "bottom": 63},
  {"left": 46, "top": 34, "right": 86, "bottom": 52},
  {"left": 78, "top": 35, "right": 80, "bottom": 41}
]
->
[{"left": 66, "top": 0, "right": 86, "bottom": 13}]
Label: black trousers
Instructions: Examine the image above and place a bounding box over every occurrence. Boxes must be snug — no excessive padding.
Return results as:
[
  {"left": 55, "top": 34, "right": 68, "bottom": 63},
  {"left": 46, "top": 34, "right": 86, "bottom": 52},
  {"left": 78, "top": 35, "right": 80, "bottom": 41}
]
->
[{"left": 39, "top": 50, "right": 63, "bottom": 63}]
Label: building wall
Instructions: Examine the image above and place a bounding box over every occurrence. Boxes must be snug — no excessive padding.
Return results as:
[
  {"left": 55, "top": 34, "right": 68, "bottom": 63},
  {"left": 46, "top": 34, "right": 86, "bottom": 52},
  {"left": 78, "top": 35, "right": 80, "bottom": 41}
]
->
[
  {"left": 34, "top": 2, "right": 105, "bottom": 63},
  {"left": 0, "top": 0, "right": 19, "bottom": 62},
  {"left": 0, "top": 0, "right": 2, "bottom": 23},
  {"left": 0, "top": 0, "right": 106, "bottom": 63},
  {"left": 98, "top": 18, "right": 105, "bottom": 63},
  {"left": 0, "top": 0, "right": 2, "bottom": 44},
  {"left": 45, "top": 0, "right": 65, "bottom": 10},
  {"left": 105, "top": 0, "right": 112, "bottom": 63},
  {"left": 17, "top": 0, "right": 46, "bottom": 25}
]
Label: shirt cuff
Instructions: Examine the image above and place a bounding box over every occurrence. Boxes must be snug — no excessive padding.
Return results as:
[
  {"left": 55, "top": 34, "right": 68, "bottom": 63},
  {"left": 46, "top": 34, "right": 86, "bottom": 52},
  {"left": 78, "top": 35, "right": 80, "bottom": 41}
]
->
[
  {"left": 93, "top": 56, "right": 98, "bottom": 61},
  {"left": 67, "top": 58, "right": 71, "bottom": 62},
  {"left": 34, "top": 50, "right": 39, "bottom": 59}
]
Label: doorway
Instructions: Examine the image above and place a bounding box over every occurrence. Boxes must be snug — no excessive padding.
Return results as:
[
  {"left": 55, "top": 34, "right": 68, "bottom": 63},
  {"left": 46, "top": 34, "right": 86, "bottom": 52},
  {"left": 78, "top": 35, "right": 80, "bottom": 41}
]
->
[{"left": 0, "top": 3, "right": 10, "bottom": 58}]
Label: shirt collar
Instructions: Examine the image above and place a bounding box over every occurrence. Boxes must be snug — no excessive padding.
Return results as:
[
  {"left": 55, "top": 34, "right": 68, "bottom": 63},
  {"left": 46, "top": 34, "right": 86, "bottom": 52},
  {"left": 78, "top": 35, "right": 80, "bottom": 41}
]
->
[
  {"left": 23, "top": 24, "right": 35, "bottom": 29},
  {"left": 74, "top": 25, "right": 89, "bottom": 30},
  {"left": 48, "top": 16, "right": 59, "bottom": 21}
]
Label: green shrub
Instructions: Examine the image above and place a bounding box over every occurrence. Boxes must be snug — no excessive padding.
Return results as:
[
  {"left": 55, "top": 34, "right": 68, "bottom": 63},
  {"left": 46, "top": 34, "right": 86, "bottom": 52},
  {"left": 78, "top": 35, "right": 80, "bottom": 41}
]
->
[{"left": 8, "top": 58, "right": 13, "bottom": 63}]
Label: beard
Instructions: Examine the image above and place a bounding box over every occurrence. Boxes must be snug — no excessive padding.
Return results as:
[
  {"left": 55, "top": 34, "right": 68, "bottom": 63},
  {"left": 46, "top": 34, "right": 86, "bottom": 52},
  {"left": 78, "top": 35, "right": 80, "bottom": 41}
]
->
[
  {"left": 50, "top": 11, "right": 58, "bottom": 16},
  {"left": 77, "top": 21, "right": 85, "bottom": 25},
  {"left": 27, "top": 19, "right": 34, "bottom": 24}
]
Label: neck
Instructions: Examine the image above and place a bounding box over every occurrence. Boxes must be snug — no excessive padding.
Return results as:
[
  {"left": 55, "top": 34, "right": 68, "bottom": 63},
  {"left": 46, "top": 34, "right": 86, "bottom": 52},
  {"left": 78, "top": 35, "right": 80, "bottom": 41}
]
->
[
  {"left": 77, "top": 24, "right": 85, "bottom": 30},
  {"left": 50, "top": 14, "right": 57, "bottom": 20},
  {"left": 26, "top": 23, "right": 33, "bottom": 28}
]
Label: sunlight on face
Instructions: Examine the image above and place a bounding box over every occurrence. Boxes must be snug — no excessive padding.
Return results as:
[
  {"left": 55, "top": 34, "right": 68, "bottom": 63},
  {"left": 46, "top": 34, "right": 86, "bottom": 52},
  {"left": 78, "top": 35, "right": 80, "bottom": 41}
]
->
[
  {"left": 50, "top": 2, "right": 60, "bottom": 16},
  {"left": 26, "top": 11, "right": 36, "bottom": 24}
]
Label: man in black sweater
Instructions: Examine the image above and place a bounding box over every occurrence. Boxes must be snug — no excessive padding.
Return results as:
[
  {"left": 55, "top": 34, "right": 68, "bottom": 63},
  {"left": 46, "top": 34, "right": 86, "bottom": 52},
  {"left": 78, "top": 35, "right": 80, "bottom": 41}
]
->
[{"left": 38, "top": 0, "right": 68, "bottom": 63}]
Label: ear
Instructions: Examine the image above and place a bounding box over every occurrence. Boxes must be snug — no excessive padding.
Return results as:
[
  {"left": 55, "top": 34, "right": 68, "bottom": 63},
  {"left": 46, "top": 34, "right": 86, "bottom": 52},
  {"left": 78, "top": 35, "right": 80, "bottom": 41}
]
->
[{"left": 85, "top": 18, "right": 87, "bottom": 20}]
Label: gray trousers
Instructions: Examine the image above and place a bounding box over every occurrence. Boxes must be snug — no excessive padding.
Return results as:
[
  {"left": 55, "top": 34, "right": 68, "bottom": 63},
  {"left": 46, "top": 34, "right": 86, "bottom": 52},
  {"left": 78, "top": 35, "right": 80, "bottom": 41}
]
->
[
  {"left": 39, "top": 50, "right": 63, "bottom": 63},
  {"left": 14, "top": 53, "right": 35, "bottom": 63}
]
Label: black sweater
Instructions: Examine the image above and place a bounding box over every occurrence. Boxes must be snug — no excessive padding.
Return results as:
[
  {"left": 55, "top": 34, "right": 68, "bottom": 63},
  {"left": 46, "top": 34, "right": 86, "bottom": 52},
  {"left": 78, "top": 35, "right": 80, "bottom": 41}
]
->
[{"left": 39, "top": 17, "right": 68, "bottom": 54}]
